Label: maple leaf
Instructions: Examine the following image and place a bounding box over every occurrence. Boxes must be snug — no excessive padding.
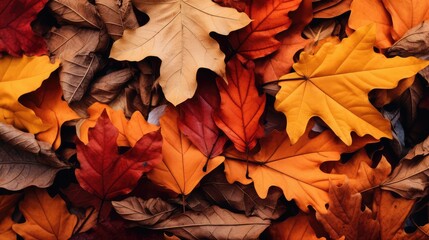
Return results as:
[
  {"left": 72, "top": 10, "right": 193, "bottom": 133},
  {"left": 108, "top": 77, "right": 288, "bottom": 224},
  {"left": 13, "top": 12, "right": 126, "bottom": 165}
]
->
[
  {"left": 316, "top": 181, "right": 380, "bottom": 239},
  {"left": 275, "top": 24, "right": 429, "bottom": 145},
  {"left": 12, "top": 189, "right": 78, "bottom": 240},
  {"left": 0, "top": 194, "right": 21, "bottom": 239},
  {"left": 147, "top": 106, "right": 224, "bottom": 196},
  {"left": 228, "top": 0, "right": 302, "bottom": 60},
  {"left": 110, "top": 0, "right": 251, "bottom": 105},
  {"left": 76, "top": 110, "right": 163, "bottom": 200},
  {"left": 224, "top": 128, "right": 356, "bottom": 213},
  {"left": 214, "top": 57, "right": 266, "bottom": 152},
  {"left": 178, "top": 75, "right": 227, "bottom": 158},
  {"left": 0, "top": 0, "right": 48, "bottom": 56},
  {"left": 21, "top": 73, "right": 80, "bottom": 149},
  {"left": 0, "top": 55, "right": 60, "bottom": 134},
  {"left": 126, "top": 111, "right": 160, "bottom": 147}
]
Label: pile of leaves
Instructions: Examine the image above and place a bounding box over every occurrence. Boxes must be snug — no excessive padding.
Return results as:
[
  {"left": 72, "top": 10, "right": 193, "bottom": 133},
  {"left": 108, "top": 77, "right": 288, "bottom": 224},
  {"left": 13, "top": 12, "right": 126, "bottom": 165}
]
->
[{"left": 1, "top": 0, "right": 429, "bottom": 239}]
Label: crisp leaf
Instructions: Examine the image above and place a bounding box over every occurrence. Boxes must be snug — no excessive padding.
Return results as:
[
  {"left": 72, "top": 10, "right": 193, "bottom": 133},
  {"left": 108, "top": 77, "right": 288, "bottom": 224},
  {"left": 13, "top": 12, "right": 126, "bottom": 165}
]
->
[
  {"left": 0, "top": 0, "right": 48, "bottom": 56},
  {"left": 275, "top": 24, "right": 429, "bottom": 145},
  {"left": 147, "top": 106, "right": 224, "bottom": 195},
  {"left": 76, "top": 110, "right": 163, "bottom": 200},
  {"left": 151, "top": 206, "right": 270, "bottom": 240},
  {"left": 12, "top": 189, "right": 78, "bottom": 240},
  {"left": 110, "top": 0, "right": 251, "bottom": 105},
  {"left": 214, "top": 57, "right": 266, "bottom": 152},
  {"left": 48, "top": 0, "right": 104, "bottom": 29},
  {"left": 0, "top": 55, "right": 60, "bottom": 134},
  {"left": 228, "top": 0, "right": 302, "bottom": 60}
]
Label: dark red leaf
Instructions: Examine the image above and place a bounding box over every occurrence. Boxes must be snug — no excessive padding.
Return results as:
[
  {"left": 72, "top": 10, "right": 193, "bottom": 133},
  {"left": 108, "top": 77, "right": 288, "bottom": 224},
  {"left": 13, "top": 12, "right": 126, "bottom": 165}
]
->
[
  {"left": 0, "top": 0, "right": 48, "bottom": 56},
  {"left": 75, "top": 110, "right": 163, "bottom": 200}
]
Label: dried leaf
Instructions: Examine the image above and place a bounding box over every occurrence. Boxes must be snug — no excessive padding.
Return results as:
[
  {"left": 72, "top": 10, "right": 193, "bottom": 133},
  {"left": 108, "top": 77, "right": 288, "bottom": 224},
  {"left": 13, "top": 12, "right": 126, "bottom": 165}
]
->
[
  {"left": 48, "top": 0, "right": 104, "bottom": 29},
  {"left": 268, "top": 213, "right": 324, "bottom": 240},
  {"left": 275, "top": 24, "right": 429, "bottom": 145},
  {"left": 112, "top": 197, "right": 176, "bottom": 225},
  {"left": 313, "top": 0, "right": 352, "bottom": 18},
  {"left": 151, "top": 206, "right": 270, "bottom": 240},
  {"left": 110, "top": 0, "right": 251, "bottom": 105},
  {"left": 0, "top": 0, "right": 48, "bottom": 56},
  {"left": 147, "top": 106, "right": 224, "bottom": 195}
]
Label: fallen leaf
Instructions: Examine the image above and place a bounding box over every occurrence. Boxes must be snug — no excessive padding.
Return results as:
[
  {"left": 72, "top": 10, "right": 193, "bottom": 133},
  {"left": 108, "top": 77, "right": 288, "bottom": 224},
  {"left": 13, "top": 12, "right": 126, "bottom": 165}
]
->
[
  {"left": 12, "top": 188, "right": 78, "bottom": 240},
  {"left": 21, "top": 73, "right": 80, "bottom": 149},
  {"left": 275, "top": 24, "right": 429, "bottom": 145},
  {"left": 126, "top": 111, "right": 160, "bottom": 147},
  {"left": 95, "top": 0, "right": 139, "bottom": 40},
  {"left": 381, "top": 135, "right": 429, "bottom": 198},
  {"left": 214, "top": 57, "right": 265, "bottom": 152},
  {"left": 47, "top": 25, "right": 109, "bottom": 102},
  {"left": 48, "top": 0, "right": 104, "bottom": 29},
  {"left": 78, "top": 102, "right": 129, "bottom": 146},
  {"left": 0, "top": 194, "right": 21, "bottom": 240},
  {"left": 0, "top": 55, "right": 60, "bottom": 134},
  {"left": 201, "top": 169, "right": 286, "bottom": 220},
  {"left": 112, "top": 197, "right": 176, "bottom": 225},
  {"left": 213, "top": 0, "right": 248, "bottom": 11},
  {"left": 224, "top": 128, "right": 352, "bottom": 213},
  {"left": 0, "top": 122, "right": 69, "bottom": 190},
  {"left": 371, "top": 76, "right": 415, "bottom": 108},
  {"left": 76, "top": 110, "right": 163, "bottom": 200},
  {"left": 316, "top": 181, "right": 380, "bottom": 239},
  {"left": 255, "top": 0, "right": 313, "bottom": 83},
  {"left": 268, "top": 213, "right": 324, "bottom": 240},
  {"left": 178, "top": 74, "right": 227, "bottom": 158},
  {"left": 348, "top": 0, "right": 394, "bottom": 49},
  {"left": 0, "top": 0, "right": 48, "bottom": 56},
  {"left": 228, "top": 0, "right": 302, "bottom": 60},
  {"left": 313, "top": 0, "right": 352, "bottom": 18},
  {"left": 147, "top": 106, "right": 224, "bottom": 195},
  {"left": 151, "top": 205, "right": 270, "bottom": 240},
  {"left": 110, "top": 0, "right": 251, "bottom": 105}
]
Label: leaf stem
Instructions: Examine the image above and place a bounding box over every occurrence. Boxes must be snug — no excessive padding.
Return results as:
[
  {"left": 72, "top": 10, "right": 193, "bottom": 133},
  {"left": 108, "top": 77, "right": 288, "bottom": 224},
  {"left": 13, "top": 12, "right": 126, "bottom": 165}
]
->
[
  {"left": 73, "top": 207, "right": 95, "bottom": 234},
  {"left": 97, "top": 199, "right": 105, "bottom": 223}
]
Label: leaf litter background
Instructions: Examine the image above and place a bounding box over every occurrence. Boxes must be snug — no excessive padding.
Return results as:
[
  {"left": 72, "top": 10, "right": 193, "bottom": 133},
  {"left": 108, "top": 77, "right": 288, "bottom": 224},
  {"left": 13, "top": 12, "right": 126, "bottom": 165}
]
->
[{"left": 0, "top": 0, "right": 429, "bottom": 239}]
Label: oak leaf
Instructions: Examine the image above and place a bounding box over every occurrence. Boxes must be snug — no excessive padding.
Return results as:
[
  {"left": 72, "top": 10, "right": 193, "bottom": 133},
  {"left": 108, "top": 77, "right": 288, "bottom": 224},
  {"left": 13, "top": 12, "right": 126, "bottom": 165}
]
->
[
  {"left": 381, "top": 135, "right": 429, "bottom": 198},
  {"left": 147, "top": 106, "right": 224, "bottom": 195},
  {"left": 268, "top": 213, "right": 324, "bottom": 240},
  {"left": 275, "top": 24, "right": 429, "bottom": 145},
  {"left": 0, "top": 0, "right": 48, "bottom": 56},
  {"left": 228, "top": 0, "right": 302, "bottom": 60},
  {"left": 151, "top": 205, "right": 270, "bottom": 240},
  {"left": 0, "top": 55, "right": 60, "bottom": 134},
  {"left": 214, "top": 57, "right": 265, "bottom": 152},
  {"left": 224, "top": 128, "right": 359, "bottom": 213},
  {"left": 178, "top": 76, "right": 227, "bottom": 158},
  {"left": 21, "top": 73, "right": 80, "bottom": 149},
  {"left": 12, "top": 189, "right": 78, "bottom": 240},
  {"left": 316, "top": 181, "right": 380, "bottom": 240},
  {"left": 0, "top": 122, "right": 69, "bottom": 190},
  {"left": 76, "top": 110, "right": 163, "bottom": 200},
  {"left": 110, "top": 0, "right": 251, "bottom": 105}
]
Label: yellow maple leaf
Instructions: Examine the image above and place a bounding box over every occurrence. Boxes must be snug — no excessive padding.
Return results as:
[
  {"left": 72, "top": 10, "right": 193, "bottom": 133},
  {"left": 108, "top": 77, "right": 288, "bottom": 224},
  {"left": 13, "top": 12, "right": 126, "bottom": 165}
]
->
[
  {"left": 0, "top": 56, "right": 60, "bottom": 134},
  {"left": 275, "top": 24, "right": 429, "bottom": 146}
]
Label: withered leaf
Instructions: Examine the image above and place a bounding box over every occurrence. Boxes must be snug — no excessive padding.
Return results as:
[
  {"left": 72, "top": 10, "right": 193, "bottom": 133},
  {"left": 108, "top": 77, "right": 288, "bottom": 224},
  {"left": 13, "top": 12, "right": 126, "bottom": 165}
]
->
[{"left": 48, "top": 0, "right": 104, "bottom": 29}]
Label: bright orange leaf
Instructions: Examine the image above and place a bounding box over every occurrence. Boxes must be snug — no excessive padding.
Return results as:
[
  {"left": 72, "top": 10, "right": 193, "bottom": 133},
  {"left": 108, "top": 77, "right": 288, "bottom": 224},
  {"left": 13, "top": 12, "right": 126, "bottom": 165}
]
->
[
  {"left": 12, "top": 188, "right": 77, "bottom": 240},
  {"left": 148, "top": 106, "right": 224, "bottom": 195},
  {"left": 268, "top": 213, "right": 324, "bottom": 240},
  {"left": 125, "top": 110, "right": 159, "bottom": 147},
  {"left": 0, "top": 194, "right": 21, "bottom": 239}
]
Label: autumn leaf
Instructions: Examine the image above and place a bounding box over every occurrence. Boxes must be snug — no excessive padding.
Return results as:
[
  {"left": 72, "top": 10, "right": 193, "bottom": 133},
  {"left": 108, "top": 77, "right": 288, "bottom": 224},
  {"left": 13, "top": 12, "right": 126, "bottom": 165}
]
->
[
  {"left": 125, "top": 111, "right": 160, "bottom": 147},
  {"left": 275, "top": 24, "right": 429, "bottom": 145},
  {"left": 316, "top": 181, "right": 380, "bottom": 240},
  {"left": 147, "top": 106, "right": 224, "bottom": 196},
  {"left": 214, "top": 57, "right": 266, "bottom": 152},
  {"left": 150, "top": 205, "right": 270, "bottom": 240},
  {"left": 224, "top": 128, "right": 355, "bottom": 213},
  {"left": 0, "top": 122, "right": 69, "bottom": 190},
  {"left": 0, "top": 55, "right": 60, "bottom": 134},
  {"left": 0, "top": 0, "right": 48, "bottom": 56},
  {"left": 21, "top": 73, "right": 80, "bottom": 149},
  {"left": 12, "top": 188, "right": 78, "bottom": 240},
  {"left": 178, "top": 75, "right": 227, "bottom": 158},
  {"left": 228, "top": 0, "right": 302, "bottom": 60},
  {"left": 0, "top": 194, "right": 21, "bottom": 239},
  {"left": 110, "top": 0, "right": 251, "bottom": 105},
  {"left": 313, "top": 0, "right": 352, "bottom": 18},
  {"left": 76, "top": 110, "right": 163, "bottom": 200},
  {"left": 268, "top": 213, "right": 324, "bottom": 240},
  {"left": 48, "top": 0, "right": 104, "bottom": 29}
]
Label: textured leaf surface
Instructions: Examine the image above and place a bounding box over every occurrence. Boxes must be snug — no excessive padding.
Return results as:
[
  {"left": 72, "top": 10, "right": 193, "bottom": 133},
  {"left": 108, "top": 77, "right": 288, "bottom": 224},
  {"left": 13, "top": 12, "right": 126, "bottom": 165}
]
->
[
  {"left": 0, "top": 56, "right": 60, "bottom": 133},
  {"left": 0, "top": 0, "right": 48, "bottom": 56},
  {"left": 148, "top": 107, "right": 224, "bottom": 195},
  {"left": 275, "top": 24, "right": 429, "bottom": 145},
  {"left": 12, "top": 189, "right": 78, "bottom": 240},
  {"left": 76, "top": 110, "right": 163, "bottom": 199},
  {"left": 268, "top": 213, "right": 323, "bottom": 240},
  {"left": 48, "top": 0, "right": 103, "bottom": 29},
  {"left": 110, "top": 0, "right": 251, "bottom": 105}
]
